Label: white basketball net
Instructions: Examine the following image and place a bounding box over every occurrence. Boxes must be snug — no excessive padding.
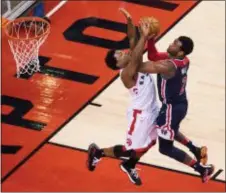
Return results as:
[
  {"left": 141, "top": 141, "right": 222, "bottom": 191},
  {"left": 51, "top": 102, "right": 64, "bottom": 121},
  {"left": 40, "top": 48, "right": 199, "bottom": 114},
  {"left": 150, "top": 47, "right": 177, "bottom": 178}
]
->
[{"left": 4, "top": 17, "right": 50, "bottom": 77}]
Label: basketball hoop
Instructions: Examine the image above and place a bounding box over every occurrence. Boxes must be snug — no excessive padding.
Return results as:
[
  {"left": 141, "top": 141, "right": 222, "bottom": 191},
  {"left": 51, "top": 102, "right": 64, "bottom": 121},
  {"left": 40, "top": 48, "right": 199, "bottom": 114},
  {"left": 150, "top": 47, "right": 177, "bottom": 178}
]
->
[
  {"left": 3, "top": 17, "right": 50, "bottom": 77},
  {"left": 1, "top": 17, "right": 9, "bottom": 28}
]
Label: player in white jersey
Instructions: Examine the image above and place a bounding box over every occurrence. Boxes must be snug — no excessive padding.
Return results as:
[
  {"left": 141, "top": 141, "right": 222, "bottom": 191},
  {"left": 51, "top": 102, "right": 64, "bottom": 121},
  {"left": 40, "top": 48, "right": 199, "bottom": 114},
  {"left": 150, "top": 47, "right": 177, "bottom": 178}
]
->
[
  {"left": 125, "top": 70, "right": 159, "bottom": 151},
  {"left": 86, "top": 9, "right": 159, "bottom": 186}
]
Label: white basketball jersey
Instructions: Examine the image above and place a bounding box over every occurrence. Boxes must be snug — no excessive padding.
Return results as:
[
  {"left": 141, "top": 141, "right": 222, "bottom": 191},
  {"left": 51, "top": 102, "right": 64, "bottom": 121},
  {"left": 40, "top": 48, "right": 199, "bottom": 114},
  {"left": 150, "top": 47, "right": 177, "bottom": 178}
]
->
[{"left": 123, "top": 71, "right": 159, "bottom": 115}]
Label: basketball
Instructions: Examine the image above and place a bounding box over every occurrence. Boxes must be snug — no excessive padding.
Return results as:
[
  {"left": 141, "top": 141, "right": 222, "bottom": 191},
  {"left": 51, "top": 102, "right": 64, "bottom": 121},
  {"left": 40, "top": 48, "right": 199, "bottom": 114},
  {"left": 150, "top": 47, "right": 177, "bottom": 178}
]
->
[{"left": 141, "top": 16, "right": 160, "bottom": 35}]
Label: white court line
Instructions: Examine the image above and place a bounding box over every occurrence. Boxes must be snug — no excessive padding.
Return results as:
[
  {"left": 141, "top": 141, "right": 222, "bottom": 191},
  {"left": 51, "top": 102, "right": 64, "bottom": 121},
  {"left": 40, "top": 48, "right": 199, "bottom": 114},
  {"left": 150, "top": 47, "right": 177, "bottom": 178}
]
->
[{"left": 46, "top": 0, "right": 68, "bottom": 18}]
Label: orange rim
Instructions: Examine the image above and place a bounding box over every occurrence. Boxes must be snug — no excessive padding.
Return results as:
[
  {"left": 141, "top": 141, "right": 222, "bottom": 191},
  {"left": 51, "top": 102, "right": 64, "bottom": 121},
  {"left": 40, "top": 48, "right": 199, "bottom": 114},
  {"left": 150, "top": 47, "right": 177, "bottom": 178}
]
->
[
  {"left": 1, "top": 17, "right": 10, "bottom": 29},
  {"left": 4, "top": 17, "right": 50, "bottom": 41}
]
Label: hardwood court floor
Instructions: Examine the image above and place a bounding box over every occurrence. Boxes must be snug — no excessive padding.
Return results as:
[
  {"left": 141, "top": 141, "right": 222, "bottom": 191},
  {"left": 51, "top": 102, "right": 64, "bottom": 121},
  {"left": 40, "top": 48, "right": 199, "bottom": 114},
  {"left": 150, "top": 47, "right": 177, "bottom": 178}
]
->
[{"left": 1, "top": 1, "right": 225, "bottom": 191}]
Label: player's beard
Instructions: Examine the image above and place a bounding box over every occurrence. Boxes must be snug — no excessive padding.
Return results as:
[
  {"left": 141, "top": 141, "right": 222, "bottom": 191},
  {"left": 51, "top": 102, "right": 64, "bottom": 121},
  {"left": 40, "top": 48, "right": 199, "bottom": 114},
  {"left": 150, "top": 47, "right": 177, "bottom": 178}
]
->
[{"left": 167, "top": 48, "right": 177, "bottom": 57}]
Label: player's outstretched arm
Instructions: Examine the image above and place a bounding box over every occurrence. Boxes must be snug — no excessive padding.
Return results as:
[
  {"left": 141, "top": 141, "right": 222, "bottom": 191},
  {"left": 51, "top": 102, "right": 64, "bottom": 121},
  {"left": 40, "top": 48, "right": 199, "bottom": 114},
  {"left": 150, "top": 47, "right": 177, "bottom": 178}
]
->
[
  {"left": 131, "top": 19, "right": 176, "bottom": 78},
  {"left": 119, "top": 8, "right": 137, "bottom": 50},
  {"left": 148, "top": 38, "right": 169, "bottom": 61},
  {"left": 139, "top": 60, "right": 176, "bottom": 78},
  {"left": 131, "top": 19, "right": 152, "bottom": 68},
  {"left": 120, "top": 20, "right": 149, "bottom": 88}
]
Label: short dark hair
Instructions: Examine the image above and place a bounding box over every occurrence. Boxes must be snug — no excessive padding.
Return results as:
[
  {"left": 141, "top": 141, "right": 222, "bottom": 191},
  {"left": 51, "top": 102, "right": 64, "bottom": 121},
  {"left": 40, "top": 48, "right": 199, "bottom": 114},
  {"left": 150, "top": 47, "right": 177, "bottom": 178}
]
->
[
  {"left": 178, "top": 36, "right": 194, "bottom": 55},
  {"left": 105, "top": 50, "right": 120, "bottom": 70}
]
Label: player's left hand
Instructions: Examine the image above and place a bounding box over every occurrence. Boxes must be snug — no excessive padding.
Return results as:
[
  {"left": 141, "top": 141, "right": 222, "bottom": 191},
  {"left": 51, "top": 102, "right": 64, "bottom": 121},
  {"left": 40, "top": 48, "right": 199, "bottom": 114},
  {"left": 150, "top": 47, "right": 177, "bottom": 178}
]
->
[
  {"left": 139, "top": 19, "right": 150, "bottom": 38},
  {"left": 119, "top": 8, "right": 132, "bottom": 21},
  {"left": 148, "top": 33, "right": 157, "bottom": 40}
]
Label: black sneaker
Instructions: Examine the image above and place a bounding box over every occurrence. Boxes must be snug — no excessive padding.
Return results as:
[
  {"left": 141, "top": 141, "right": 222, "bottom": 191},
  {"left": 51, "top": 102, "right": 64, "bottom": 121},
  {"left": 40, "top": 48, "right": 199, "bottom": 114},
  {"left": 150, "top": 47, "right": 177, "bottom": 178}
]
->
[
  {"left": 120, "top": 162, "right": 142, "bottom": 186},
  {"left": 200, "top": 164, "right": 215, "bottom": 183},
  {"left": 193, "top": 146, "right": 208, "bottom": 165},
  {"left": 87, "top": 143, "right": 101, "bottom": 171}
]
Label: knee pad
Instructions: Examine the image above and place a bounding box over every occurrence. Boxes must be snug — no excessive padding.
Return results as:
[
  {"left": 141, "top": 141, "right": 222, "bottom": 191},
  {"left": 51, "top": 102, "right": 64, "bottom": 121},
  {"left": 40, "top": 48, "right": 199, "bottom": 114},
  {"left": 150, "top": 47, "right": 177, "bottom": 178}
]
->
[
  {"left": 113, "top": 145, "right": 124, "bottom": 158},
  {"left": 158, "top": 137, "right": 187, "bottom": 162},
  {"left": 158, "top": 137, "right": 173, "bottom": 156},
  {"left": 113, "top": 145, "right": 137, "bottom": 158},
  {"left": 159, "top": 145, "right": 171, "bottom": 156}
]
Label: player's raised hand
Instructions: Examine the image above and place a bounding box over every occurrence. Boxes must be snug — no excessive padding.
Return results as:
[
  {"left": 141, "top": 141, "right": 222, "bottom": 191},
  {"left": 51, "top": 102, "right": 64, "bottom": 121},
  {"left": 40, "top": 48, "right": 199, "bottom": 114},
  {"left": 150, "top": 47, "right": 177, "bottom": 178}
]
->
[
  {"left": 138, "top": 19, "right": 150, "bottom": 38},
  {"left": 119, "top": 8, "right": 132, "bottom": 21},
  {"left": 139, "top": 18, "right": 156, "bottom": 39}
]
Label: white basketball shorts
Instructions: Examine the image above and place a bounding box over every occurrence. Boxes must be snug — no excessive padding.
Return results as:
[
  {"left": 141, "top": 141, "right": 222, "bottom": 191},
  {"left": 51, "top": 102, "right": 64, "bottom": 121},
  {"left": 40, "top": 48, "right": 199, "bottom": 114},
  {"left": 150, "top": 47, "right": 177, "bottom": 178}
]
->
[{"left": 124, "top": 108, "right": 159, "bottom": 151}]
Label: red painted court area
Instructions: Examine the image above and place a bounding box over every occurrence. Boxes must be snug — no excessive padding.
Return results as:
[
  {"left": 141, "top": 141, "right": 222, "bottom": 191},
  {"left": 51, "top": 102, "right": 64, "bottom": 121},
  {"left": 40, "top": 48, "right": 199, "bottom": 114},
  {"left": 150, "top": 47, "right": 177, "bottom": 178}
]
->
[
  {"left": 2, "top": 143, "right": 225, "bottom": 192},
  {"left": 1, "top": 1, "right": 225, "bottom": 191}
]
